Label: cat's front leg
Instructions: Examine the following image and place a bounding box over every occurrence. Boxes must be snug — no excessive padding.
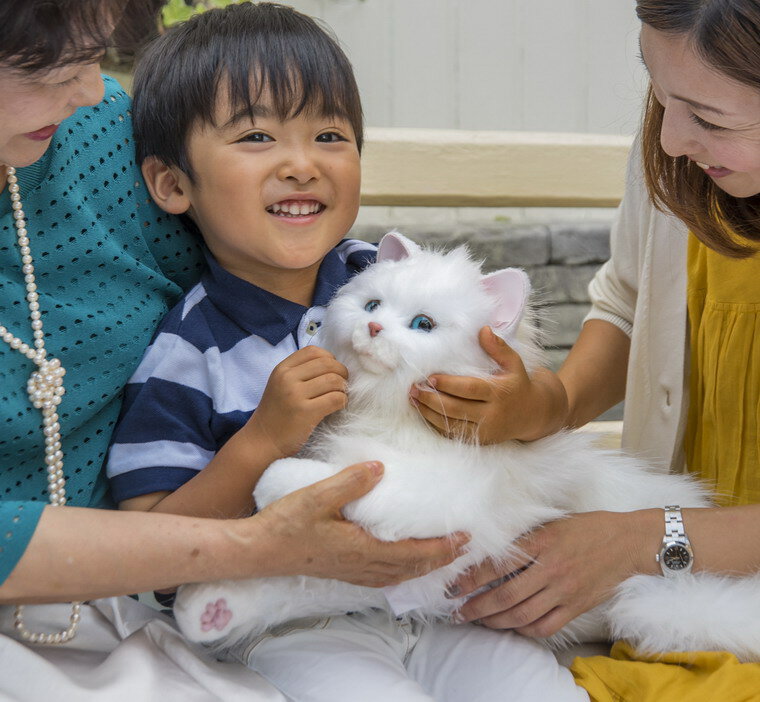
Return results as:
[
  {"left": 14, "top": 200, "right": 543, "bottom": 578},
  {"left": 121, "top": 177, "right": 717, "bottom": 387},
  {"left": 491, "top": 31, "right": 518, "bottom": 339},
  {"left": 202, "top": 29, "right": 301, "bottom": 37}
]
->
[{"left": 254, "top": 457, "right": 338, "bottom": 509}]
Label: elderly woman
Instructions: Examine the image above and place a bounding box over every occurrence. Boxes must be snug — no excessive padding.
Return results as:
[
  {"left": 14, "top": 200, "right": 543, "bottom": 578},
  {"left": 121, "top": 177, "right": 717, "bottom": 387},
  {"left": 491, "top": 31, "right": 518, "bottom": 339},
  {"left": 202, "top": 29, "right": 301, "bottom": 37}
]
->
[{"left": 0, "top": 2, "right": 462, "bottom": 699}]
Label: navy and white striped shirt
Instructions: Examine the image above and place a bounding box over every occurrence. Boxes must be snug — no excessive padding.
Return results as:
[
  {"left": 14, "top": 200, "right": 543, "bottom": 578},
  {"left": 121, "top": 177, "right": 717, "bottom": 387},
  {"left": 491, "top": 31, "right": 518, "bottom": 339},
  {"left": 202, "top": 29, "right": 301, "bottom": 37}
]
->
[{"left": 106, "top": 239, "right": 376, "bottom": 503}]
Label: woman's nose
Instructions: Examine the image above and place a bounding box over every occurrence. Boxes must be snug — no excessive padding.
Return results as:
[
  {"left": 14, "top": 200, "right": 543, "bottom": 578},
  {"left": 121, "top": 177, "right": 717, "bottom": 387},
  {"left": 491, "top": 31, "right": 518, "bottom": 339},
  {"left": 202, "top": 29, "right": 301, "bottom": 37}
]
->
[
  {"left": 659, "top": 102, "right": 701, "bottom": 158},
  {"left": 69, "top": 63, "right": 105, "bottom": 110}
]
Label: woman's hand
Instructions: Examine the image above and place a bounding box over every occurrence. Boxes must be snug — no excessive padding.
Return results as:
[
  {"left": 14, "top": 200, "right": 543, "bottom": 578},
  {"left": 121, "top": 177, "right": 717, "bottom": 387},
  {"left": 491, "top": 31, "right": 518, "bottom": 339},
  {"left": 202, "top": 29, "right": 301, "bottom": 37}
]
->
[
  {"left": 409, "top": 327, "right": 568, "bottom": 443},
  {"left": 450, "top": 510, "right": 660, "bottom": 637},
  {"left": 253, "top": 461, "right": 471, "bottom": 587}
]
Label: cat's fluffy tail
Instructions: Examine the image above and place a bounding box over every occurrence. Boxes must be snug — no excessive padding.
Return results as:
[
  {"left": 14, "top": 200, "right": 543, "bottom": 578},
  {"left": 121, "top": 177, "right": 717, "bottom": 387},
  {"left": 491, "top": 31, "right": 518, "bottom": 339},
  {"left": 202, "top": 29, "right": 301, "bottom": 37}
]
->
[{"left": 608, "top": 573, "right": 760, "bottom": 662}]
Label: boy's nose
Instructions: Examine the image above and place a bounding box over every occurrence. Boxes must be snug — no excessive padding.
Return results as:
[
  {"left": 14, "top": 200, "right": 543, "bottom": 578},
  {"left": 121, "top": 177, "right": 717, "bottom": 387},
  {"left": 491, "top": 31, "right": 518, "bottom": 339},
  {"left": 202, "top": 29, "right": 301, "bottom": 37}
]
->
[
  {"left": 278, "top": 151, "right": 320, "bottom": 184},
  {"left": 368, "top": 322, "right": 383, "bottom": 337}
]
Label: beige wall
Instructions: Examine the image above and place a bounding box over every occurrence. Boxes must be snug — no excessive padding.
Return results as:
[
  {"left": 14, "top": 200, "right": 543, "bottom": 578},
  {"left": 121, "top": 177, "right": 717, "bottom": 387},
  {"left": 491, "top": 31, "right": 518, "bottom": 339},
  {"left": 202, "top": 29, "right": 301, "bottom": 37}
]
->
[{"left": 288, "top": 0, "right": 647, "bottom": 136}]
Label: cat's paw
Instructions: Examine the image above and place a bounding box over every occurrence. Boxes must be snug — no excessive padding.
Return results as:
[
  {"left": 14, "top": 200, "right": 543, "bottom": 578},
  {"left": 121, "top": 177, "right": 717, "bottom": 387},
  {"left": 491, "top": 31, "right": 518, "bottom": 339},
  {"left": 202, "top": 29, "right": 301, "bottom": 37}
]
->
[
  {"left": 174, "top": 583, "right": 240, "bottom": 643},
  {"left": 200, "top": 598, "right": 233, "bottom": 633}
]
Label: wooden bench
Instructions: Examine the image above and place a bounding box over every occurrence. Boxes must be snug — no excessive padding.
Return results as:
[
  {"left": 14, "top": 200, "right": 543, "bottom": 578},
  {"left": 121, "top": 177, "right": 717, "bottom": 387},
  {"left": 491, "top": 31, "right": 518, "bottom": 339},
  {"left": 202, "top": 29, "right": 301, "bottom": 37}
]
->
[{"left": 361, "top": 127, "right": 631, "bottom": 209}]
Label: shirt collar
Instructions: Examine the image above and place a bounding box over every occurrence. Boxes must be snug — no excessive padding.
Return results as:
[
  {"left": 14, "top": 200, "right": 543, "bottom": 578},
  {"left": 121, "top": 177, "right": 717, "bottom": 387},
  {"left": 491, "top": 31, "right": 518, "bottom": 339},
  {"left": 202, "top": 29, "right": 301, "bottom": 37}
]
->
[{"left": 201, "top": 245, "right": 358, "bottom": 346}]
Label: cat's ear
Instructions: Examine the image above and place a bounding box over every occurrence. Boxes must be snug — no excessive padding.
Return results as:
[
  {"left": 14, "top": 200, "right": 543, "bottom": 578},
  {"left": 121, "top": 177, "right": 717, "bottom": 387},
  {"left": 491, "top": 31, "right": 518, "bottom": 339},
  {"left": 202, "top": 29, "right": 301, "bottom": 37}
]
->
[
  {"left": 377, "top": 231, "right": 420, "bottom": 262},
  {"left": 481, "top": 268, "right": 531, "bottom": 337}
]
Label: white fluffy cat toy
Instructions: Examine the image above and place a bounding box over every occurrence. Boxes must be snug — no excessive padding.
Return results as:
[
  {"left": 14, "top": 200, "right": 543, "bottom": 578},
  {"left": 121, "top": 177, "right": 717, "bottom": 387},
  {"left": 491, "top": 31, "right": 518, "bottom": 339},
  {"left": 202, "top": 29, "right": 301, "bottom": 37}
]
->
[{"left": 174, "top": 232, "right": 760, "bottom": 660}]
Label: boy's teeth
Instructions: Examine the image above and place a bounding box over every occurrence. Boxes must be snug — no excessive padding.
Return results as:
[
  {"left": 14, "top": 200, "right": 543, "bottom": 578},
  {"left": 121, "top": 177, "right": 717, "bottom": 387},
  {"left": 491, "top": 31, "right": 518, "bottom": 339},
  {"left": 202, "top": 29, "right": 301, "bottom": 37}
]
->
[{"left": 269, "top": 201, "right": 322, "bottom": 216}]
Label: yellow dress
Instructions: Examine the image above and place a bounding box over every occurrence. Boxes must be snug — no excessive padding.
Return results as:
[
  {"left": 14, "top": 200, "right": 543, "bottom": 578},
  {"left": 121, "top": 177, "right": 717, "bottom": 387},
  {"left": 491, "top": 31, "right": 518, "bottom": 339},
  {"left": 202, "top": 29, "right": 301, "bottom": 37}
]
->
[{"left": 571, "top": 234, "right": 760, "bottom": 700}]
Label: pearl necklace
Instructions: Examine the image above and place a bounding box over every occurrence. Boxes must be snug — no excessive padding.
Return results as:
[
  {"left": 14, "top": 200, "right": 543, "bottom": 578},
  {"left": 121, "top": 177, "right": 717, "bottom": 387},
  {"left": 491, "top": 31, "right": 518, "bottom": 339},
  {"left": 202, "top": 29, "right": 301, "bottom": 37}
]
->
[{"left": 3, "top": 167, "right": 81, "bottom": 644}]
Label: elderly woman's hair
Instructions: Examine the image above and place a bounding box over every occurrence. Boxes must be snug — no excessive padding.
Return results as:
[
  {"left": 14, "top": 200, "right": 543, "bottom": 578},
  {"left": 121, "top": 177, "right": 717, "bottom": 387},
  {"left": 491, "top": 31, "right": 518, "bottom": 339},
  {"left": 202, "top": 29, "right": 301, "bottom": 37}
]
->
[
  {"left": 0, "top": 0, "right": 161, "bottom": 72},
  {"left": 637, "top": 0, "right": 760, "bottom": 256}
]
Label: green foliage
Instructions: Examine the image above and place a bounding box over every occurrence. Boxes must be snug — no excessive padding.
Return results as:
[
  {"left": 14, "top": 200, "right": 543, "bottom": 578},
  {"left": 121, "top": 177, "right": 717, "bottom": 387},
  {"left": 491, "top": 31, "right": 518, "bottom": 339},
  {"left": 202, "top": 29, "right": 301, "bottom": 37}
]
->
[{"left": 161, "top": 0, "right": 239, "bottom": 28}]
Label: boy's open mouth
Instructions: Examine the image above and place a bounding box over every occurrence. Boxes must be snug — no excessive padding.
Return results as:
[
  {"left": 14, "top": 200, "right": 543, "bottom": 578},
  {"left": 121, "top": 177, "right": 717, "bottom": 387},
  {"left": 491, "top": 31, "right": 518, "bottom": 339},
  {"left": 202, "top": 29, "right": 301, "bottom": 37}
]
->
[{"left": 266, "top": 200, "right": 325, "bottom": 217}]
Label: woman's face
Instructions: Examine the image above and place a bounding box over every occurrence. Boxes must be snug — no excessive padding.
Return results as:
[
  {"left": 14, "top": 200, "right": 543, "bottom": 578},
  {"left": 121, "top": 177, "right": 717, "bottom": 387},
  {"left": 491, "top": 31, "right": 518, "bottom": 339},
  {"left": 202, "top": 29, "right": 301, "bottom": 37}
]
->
[
  {"left": 0, "top": 59, "right": 105, "bottom": 171},
  {"left": 641, "top": 24, "right": 760, "bottom": 198}
]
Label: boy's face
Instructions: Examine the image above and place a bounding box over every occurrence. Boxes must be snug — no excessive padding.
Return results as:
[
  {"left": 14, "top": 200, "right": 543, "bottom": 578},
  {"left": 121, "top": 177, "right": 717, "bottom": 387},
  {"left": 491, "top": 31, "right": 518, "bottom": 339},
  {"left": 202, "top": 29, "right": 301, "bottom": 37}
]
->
[{"left": 178, "top": 93, "right": 361, "bottom": 298}]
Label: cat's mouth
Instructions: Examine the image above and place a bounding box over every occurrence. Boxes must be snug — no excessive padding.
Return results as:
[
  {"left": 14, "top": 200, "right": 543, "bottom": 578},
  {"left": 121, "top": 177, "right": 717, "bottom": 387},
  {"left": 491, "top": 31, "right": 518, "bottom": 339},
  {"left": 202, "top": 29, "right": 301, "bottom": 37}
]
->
[
  {"left": 351, "top": 327, "right": 400, "bottom": 374},
  {"left": 266, "top": 199, "right": 325, "bottom": 217},
  {"left": 355, "top": 349, "right": 395, "bottom": 373}
]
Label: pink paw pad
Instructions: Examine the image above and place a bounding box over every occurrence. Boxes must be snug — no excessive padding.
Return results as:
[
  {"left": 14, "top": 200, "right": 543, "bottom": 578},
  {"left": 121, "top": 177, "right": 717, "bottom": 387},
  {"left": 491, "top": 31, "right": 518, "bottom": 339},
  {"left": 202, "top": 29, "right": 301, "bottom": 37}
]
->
[{"left": 200, "top": 598, "right": 233, "bottom": 632}]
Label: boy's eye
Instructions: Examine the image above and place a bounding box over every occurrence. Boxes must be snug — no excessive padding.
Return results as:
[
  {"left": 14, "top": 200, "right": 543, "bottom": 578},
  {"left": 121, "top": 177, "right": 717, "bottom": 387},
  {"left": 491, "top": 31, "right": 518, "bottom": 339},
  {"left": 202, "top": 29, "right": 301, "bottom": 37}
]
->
[
  {"left": 364, "top": 299, "right": 381, "bottom": 312},
  {"left": 239, "top": 131, "right": 273, "bottom": 143},
  {"left": 409, "top": 314, "right": 435, "bottom": 332},
  {"left": 317, "top": 131, "right": 347, "bottom": 143},
  {"left": 689, "top": 113, "right": 725, "bottom": 132}
]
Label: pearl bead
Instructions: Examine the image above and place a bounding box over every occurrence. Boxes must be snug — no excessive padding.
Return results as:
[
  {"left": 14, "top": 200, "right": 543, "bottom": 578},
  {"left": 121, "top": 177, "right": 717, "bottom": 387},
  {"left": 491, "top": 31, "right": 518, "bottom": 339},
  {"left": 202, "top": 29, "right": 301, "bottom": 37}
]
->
[{"left": 4, "top": 167, "right": 79, "bottom": 645}]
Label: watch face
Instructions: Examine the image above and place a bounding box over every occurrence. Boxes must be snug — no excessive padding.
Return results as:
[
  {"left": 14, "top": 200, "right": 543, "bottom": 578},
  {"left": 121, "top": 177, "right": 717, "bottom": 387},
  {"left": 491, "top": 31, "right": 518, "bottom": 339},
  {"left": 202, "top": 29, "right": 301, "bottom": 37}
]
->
[{"left": 663, "top": 544, "right": 691, "bottom": 570}]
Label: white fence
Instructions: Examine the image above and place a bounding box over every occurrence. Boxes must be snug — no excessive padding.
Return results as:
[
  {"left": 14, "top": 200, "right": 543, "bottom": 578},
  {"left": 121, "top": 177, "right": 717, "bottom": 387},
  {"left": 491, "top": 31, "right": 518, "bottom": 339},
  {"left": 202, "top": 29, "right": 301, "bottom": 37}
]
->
[{"left": 288, "top": 0, "right": 647, "bottom": 136}]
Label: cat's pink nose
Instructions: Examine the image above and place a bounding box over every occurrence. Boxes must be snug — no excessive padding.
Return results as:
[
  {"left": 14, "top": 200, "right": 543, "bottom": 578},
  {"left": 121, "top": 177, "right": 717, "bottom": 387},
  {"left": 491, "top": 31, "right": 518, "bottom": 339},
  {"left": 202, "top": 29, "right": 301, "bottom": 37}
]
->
[{"left": 368, "top": 321, "right": 383, "bottom": 337}]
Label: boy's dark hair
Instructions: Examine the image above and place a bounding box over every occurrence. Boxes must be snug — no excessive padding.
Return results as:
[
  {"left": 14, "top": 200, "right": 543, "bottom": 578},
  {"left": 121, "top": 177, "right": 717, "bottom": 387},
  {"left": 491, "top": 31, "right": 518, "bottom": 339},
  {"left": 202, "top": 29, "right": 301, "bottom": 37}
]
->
[
  {"left": 132, "top": 1, "right": 364, "bottom": 181},
  {"left": 0, "top": 0, "right": 161, "bottom": 72}
]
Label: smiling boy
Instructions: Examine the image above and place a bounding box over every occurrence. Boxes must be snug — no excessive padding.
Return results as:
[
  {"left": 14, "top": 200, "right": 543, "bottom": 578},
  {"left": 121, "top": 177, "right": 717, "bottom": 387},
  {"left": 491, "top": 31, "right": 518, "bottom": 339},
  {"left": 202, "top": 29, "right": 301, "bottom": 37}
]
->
[{"left": 106, "top": 3, "right": 374, "bottom": 519}]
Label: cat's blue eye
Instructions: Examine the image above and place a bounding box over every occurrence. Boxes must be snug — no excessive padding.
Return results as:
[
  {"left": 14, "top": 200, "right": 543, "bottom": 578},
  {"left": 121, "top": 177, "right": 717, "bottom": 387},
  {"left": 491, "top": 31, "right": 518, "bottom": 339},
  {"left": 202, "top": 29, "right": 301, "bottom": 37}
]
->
[
  {"left": 409, "top": 314, "right": 435, "bottom": 332},
  {"left": 364, "top": 300, "right": 381, "bottom": 312}
]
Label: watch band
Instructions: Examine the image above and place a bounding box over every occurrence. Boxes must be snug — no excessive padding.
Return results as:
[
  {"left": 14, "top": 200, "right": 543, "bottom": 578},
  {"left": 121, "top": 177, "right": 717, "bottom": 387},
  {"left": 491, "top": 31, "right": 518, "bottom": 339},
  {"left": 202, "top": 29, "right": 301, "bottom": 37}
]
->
[{"left": 663, "top": 505, "right": 687, "bottom": 541}]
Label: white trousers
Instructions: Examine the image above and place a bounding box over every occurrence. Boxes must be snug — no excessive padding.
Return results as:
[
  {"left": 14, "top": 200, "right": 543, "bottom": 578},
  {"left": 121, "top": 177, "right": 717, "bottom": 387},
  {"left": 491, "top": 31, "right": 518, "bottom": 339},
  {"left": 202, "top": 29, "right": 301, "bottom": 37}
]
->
[{"left": 226, "top": 610, "right": 590, "bottom": 702}]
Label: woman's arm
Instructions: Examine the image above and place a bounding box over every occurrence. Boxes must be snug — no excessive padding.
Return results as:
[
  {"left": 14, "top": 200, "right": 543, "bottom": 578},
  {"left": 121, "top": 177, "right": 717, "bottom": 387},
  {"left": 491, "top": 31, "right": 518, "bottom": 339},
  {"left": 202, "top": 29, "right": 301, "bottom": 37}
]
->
[
  {"left": 0, "top": 462, "right": 468, "bottom": 604},
  {"left": 558, "top": 318, "right": 630, "bottom": 428},
  {"left": 453, "top": 503, "right": 760, "bottom": 637}
]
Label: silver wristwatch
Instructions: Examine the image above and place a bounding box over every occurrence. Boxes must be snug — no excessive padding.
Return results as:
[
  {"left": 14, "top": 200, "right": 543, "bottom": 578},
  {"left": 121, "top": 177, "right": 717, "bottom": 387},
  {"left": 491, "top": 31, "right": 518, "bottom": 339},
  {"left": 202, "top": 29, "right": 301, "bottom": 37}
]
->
[{"left": 656, "top": 505, "right": 693, "bottom": 577}]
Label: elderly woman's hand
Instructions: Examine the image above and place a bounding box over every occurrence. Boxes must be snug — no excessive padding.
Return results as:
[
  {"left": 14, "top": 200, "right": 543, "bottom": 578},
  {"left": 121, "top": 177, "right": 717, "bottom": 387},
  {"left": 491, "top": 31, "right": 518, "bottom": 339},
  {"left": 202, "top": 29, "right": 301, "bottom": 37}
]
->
[{"left": 255, "top": 461, "right": 471, "bottom": 587}]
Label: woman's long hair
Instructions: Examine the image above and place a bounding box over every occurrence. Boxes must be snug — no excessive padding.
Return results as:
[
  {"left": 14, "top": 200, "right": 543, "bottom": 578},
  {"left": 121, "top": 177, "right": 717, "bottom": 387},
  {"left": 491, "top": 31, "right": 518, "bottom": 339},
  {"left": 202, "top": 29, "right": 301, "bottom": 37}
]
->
[{"left": 637, "top": 0, "right": 760, "bottom": 256}]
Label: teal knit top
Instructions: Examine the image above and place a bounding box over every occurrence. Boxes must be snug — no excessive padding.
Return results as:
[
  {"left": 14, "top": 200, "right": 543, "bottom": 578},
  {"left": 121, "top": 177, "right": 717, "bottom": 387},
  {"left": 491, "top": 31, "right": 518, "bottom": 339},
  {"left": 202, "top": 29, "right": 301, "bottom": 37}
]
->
[{"left": 0, "top": 76, "right": 203, "bottom": 583}]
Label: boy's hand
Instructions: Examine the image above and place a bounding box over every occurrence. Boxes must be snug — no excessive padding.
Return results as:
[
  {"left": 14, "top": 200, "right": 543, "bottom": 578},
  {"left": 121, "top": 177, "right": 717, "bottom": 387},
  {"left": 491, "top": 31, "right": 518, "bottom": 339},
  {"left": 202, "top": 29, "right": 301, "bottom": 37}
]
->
[
  {"left": 246, "top": 346, "right": 348, "bottom": 460},
  {"left": 408, "top": 327, "right": 568, "bottom": 444}
]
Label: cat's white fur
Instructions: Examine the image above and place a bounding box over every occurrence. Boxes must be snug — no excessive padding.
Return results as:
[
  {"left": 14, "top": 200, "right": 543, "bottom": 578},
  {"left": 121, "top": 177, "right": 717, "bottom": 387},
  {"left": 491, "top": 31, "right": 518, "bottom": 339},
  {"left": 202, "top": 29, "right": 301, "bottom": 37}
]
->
[{"left": 174, "top": 232, "right": 760, "bottom": 661}]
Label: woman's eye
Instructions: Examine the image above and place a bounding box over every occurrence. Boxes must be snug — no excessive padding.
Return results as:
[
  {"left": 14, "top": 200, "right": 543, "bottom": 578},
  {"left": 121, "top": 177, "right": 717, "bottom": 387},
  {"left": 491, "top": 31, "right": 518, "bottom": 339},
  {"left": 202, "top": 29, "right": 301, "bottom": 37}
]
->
[
  {"left": 240, "top": 131, "right": 273, "bottom": 143},
  {"left": 364, "top": 300, "right": 381, "bottom": 312},
  {"left": 689, "top": 113, "right": 725, "bottom": 131},
  {"left": 409, "top": 314, "right": 435, "bottom": 332}
]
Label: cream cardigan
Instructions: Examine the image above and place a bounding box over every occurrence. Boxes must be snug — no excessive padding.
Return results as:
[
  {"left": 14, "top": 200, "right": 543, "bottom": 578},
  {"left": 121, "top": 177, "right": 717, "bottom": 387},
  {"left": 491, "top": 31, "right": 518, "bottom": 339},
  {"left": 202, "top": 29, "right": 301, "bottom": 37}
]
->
[{"left": 585, "top": 137, "right": 690, "bottom": 472}]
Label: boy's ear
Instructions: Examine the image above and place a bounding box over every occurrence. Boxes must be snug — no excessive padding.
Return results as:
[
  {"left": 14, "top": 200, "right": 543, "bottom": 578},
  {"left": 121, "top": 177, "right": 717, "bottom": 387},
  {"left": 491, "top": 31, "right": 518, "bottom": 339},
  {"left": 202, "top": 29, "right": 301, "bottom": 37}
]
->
[{"left": 141, "top": 156, "right": 192, "bottom": 215}]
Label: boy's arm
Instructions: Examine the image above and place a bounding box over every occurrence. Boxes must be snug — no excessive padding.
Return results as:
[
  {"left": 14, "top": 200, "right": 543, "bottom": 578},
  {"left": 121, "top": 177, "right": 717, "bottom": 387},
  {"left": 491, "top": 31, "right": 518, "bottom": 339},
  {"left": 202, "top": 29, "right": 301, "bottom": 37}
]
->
[
  {"left": 119, "top": 345, "right": 348, "bottom": 518},
  {"left": 120, "top": 424, "right": 281, "bottom": 517}
]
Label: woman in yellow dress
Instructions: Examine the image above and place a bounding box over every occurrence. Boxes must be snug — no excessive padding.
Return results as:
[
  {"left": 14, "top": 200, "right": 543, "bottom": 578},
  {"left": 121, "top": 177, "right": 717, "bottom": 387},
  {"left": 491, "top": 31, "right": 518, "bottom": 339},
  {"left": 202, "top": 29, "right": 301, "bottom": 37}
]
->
[{"left": 411, "top": 0, "right": 760, "bottom": 697}]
